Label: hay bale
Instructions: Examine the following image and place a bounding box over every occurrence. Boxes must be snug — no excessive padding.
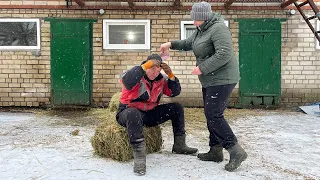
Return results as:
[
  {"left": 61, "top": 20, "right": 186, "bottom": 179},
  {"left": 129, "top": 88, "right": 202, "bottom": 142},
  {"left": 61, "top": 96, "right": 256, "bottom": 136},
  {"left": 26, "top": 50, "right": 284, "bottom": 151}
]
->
[
  {"left": 91, "top": 92, "right": 163, "bottom": 161},
  {"left": 108, "top": 92, "right": 121, "bottom": 112},
  {"left": 91, "top": 121, "right": 162, "bottom": 161}
]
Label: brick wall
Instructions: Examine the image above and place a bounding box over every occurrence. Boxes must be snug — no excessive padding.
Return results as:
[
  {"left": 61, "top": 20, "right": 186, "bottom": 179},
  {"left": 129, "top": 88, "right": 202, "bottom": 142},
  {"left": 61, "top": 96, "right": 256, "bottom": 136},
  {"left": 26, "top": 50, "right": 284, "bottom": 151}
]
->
[
  {"left": 281, "top": 10, "right": 320, "bottom": 107},
  {"left": 0, "top": 7, "right": 319, "bottom": 107},
  {"left": 0, "top": 9, "right": 51, "bottom": 106}
]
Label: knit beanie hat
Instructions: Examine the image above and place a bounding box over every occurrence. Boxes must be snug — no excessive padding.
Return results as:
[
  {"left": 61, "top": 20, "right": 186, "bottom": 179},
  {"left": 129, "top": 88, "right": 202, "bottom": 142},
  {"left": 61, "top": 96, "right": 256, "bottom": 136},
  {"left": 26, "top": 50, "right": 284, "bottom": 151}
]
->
[
  {"left": 141, "top": 53, "right": 162, "bottom": 65},
  {"left": 190, "top": 1, "right": 212, "bottom": 21}
]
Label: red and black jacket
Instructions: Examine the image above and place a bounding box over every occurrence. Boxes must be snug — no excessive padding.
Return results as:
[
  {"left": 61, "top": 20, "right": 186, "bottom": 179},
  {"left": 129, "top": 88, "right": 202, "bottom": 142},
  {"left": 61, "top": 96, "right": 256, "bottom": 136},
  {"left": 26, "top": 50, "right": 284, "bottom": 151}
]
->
[{"left": 116, "top": 65, "right": 181, "bottom": 117}]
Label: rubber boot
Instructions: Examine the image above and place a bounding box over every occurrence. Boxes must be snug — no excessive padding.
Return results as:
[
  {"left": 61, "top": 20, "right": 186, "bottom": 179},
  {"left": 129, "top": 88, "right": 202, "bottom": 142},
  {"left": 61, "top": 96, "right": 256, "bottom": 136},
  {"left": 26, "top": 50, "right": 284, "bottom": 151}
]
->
[
  {"left": 132, "top": 142, "right": 146, "bottom": 176},
  {"left": 197, "top": 144, "right": 223, "bottom": 162},
  {"left": 225, "top": 143, "right": 247, "bottom": 172},
  {"left": 172, "top": 134, "right": 198, "bottom": 154}
]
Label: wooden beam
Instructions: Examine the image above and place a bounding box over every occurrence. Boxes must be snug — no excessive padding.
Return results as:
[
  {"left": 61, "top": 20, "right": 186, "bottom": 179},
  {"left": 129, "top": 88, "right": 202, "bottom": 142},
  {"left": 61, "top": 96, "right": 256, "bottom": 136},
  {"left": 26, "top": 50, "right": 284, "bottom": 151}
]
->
[
  {"left": 280, "top": 0, "right": 298, "bottom": 8},
  {"left": 224, "top": 0, "right": 236, "bottom": 9},
  {"left": 0, "top": 5, "right": 286, "bottom": 11},
  {"left": 74, "top": 0, "right": 85, "bottom": 7}
]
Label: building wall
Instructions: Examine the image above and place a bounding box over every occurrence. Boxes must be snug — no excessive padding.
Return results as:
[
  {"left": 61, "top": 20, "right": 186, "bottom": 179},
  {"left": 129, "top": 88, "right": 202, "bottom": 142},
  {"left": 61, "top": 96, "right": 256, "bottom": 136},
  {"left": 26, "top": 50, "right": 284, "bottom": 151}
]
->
[
  {"left": 0, "top": 6, "right": 319, "bottom": 107},
  {"left": 281, "top": 12, "right": 320, "bottom": 107}
]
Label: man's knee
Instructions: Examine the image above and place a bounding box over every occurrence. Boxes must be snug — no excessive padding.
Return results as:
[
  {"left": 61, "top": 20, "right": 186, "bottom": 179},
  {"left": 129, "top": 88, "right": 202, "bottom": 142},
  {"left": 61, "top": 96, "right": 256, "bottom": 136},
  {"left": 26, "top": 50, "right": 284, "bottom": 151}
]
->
[
  {"left": 169, "top": 102, "right": 184, "bottom": 113},
  {"left": 120, "top": 108, "right": 143, "bottom": 126},
  {"left": 124, "top": 108, "right": 140, "bottom": 116}
]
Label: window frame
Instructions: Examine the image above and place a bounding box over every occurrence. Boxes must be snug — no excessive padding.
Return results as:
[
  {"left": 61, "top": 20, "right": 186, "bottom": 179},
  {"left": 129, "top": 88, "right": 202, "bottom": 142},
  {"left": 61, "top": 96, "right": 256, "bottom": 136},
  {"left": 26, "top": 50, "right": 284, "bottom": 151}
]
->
[
  {"left": 180, "top": 20, "right": 229, "bottom": 40},
  {"left": 102, "top": 19, "right": 150, "bottom": 50},
  {"left": 0, "top": 18, "right": 41, "bottom": 50}
]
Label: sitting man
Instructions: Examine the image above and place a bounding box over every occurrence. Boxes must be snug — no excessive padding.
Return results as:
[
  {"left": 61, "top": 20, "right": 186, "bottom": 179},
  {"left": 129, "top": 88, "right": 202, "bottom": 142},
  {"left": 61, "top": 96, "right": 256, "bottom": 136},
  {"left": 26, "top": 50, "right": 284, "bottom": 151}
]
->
[{"left": 116, "top": 54, "right": 198, "bottom": 176}]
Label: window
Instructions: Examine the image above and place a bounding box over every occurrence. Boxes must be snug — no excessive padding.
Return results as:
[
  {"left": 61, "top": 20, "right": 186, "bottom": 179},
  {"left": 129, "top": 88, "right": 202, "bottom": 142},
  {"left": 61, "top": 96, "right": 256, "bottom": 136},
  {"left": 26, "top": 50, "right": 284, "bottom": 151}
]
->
[
  {"left": 0, "top": 18, "right": 40, "bottom": 50},
  {"left": 316, "top": 20, "right": 320, "bottom": 49},
  {"left": 103, "top": 19, "right": 150, "bottom": 50},
  {"left": 180, "top": 20, "right": 229, "bottom": 40}
]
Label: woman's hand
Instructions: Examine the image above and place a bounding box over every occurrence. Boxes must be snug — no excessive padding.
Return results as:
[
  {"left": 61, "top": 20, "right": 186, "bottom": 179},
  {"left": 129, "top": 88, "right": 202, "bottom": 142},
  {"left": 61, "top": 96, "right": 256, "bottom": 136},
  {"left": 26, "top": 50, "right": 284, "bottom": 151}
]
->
[
  {"left": 191, "top": 66, "right": 202, "bottom": 75},
  {"left": 160, "top": 42, "right": 171, "bottom": 59}
]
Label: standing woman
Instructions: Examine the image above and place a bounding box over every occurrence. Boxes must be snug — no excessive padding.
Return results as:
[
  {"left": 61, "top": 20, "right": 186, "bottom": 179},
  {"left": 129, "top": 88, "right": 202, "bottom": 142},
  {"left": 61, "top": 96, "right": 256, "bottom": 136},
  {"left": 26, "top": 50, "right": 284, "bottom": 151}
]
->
[{"left": 160, "top": 1, "right": 247, "bottom": 172}]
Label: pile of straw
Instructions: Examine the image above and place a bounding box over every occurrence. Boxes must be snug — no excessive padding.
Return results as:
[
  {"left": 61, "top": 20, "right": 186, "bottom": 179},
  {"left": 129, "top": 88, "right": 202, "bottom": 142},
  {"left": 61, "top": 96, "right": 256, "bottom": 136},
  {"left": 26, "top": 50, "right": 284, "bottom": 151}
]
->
[{"left": 91, "top": 92, "right": 162, "bottom": 161}]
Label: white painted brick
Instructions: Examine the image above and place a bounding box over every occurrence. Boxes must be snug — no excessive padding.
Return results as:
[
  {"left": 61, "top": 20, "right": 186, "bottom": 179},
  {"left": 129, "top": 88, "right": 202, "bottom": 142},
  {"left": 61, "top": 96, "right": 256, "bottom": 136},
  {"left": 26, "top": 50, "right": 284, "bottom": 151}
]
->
[
  {"left": 303, "top": 71, "right": 315, "bottom": 75},
  {"left": 290, "top": 71, "right": 302, "bottom": 74},
  {"left": 291, "top": 66, "right": 303, "bottom": 70},
  {"left": 0, "top": 1, "right": 10, "bottom": 5},
  {"left": 23, "top": 1, "right": 34, "bottom": 5},
  {"left": 292, "top": 29, "right": 304, "bottom": 33},
  {"left": 297, "top": 42, "right": 310, "bottom": 47},
  {"left": 287, "top": 61, "right": 300, "bottom": 65},
  {"left": 294, "top": 75, "right": 306, "bottom": 79},
  {"left": 299, "top": 61, "right": 312, "bottom": 65},
  {"left": 293, "top": 84, "right": 306, "bottom": 88},
  {"left": 306, "top": 75, "right": 318, "bottom": 79},
  {"left": 10, "top": 1, "right": 22, "bottom": 5},
  {"left": 304, "top": 66, "right": 316, "bottom": 70},
  {"left": 300, "top": 52, "right": 312, "bottom": 56},
  {"left": 282, "top": 75, "right": 294, "bottom": 79},
  {"left": 304, "top": 38, "right": 315, "bottom": 42},
  {"left": 306, "top": 84, "right": 318, "bottom": 88}
]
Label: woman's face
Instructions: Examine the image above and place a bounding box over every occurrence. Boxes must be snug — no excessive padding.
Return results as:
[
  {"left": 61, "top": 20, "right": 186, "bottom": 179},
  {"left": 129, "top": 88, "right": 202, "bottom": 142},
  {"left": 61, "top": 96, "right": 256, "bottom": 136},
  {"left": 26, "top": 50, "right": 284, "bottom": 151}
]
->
[
  {"left": 146, "top": 65, "right": 161, "bottom": 80},
  {"left": 194, "top": 20, "right": 205, "bottom": 27}
]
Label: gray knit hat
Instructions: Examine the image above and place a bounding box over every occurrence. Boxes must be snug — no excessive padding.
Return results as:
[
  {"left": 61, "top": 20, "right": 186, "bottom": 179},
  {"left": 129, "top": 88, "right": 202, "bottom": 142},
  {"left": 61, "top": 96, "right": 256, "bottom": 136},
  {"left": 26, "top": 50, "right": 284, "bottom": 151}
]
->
[{"left": 190, "top": 1, "right": 212, "bottom": 21}]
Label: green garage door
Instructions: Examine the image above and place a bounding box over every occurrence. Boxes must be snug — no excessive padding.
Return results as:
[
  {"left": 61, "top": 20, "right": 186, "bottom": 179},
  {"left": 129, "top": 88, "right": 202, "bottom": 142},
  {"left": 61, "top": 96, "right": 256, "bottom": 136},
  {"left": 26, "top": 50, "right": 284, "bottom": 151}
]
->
[
  {"left": 238, "top": 19, "right": 282, "bottom": 106},
  {"left": 46, "top": 18, "right": 96, "bottom": 106}
]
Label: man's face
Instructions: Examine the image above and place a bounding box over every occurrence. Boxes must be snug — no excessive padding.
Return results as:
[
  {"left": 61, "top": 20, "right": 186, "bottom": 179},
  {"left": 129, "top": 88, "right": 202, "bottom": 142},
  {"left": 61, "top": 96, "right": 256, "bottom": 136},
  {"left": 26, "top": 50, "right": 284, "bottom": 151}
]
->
[{"left": 146, "top": 64, "right": 161, "bottom": 80}]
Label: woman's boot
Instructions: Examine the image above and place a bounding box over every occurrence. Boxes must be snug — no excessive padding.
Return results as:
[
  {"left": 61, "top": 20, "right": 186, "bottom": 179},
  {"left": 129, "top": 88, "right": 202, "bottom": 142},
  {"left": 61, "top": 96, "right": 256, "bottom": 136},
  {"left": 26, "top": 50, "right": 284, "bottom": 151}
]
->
[
  {"left": 197, "top": 144, "right": 223, "bottom": 162},
  {"left": 225, "top": 143, "right": 247, "bottom": 172}
]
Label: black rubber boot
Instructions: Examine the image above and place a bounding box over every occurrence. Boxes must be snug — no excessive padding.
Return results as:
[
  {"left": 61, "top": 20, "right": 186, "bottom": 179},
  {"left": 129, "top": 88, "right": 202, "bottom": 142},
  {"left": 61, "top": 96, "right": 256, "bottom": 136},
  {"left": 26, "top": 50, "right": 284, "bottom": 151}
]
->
[
  {"left": 225, "top": 143, "right": 247, "bottom": 172},
  {"left": 132, "top": 142, "right": 146, "bottom": 176},
  {"left": 172, "top": 134, "right": 198, "bottom": 154},
  {"left": 197, "top": 144, "right": 223, "bottom": 162}
]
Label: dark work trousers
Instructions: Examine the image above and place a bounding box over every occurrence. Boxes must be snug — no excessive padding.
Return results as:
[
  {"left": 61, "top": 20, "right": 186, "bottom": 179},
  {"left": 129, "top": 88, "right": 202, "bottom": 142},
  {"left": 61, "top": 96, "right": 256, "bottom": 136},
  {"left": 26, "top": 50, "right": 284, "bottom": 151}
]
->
[
  {"left": 202, "top": 83, "right": 238, "bottom": 149},
  {"left": 116, "top": 103, "right": 186, "bottom": 144}
]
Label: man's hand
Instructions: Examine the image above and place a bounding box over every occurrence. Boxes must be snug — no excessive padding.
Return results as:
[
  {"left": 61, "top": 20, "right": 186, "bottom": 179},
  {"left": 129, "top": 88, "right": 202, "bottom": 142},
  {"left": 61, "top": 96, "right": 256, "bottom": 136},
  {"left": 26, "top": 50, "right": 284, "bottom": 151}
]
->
[
  {"left": 161, "top": 63, "right": 175, "bottom": 80},
  {"left": 191, "top": 66, "right": 202, "bottom": 75},
  {"left": 141, "top": 59, "right": 160, "bottom": 71}
]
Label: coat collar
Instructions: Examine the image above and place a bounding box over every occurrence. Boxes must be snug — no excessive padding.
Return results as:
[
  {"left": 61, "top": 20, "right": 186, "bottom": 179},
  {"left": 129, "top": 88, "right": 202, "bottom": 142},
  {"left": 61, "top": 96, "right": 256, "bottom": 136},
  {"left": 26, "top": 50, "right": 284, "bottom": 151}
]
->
[
  {"left": 143, "top": 73, "right": 163, "bottom": 83},
  {"left": 198, "top": 13, "right": 223, "bottom": 32}
]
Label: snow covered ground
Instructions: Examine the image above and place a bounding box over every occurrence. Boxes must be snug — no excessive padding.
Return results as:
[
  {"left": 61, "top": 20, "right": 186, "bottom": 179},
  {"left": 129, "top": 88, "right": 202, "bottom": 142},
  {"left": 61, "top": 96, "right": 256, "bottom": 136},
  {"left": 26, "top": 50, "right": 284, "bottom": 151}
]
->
[{"left": 0, "top": 110, "right": 319, "bottom": 180}]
